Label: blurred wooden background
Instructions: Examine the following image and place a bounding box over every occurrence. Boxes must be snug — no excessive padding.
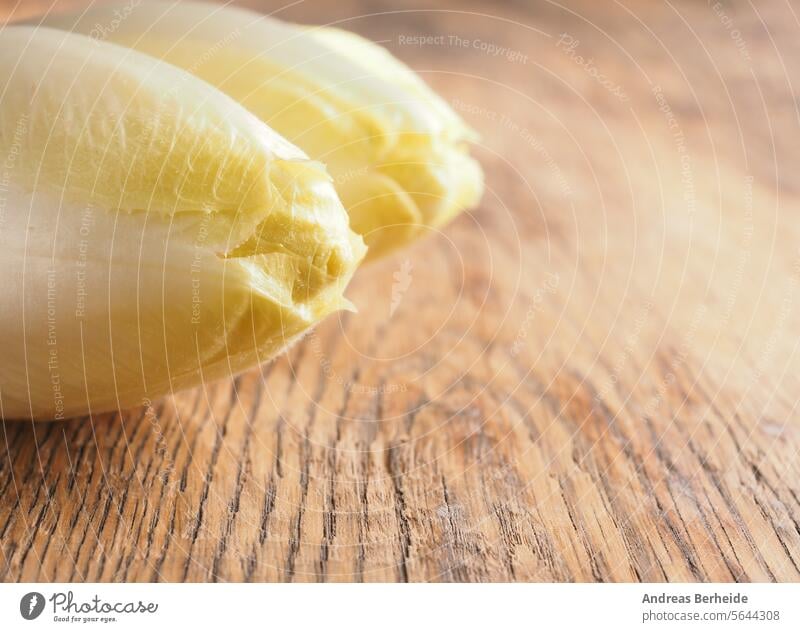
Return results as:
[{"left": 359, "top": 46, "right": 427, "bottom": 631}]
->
[{"left": 2, "top": 0, "right": 800, "bottom": 581}]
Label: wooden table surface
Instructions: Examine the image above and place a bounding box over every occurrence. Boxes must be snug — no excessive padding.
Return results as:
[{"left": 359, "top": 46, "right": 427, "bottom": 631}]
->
[{"left": 2, "top": 0, "right": 800, "bottom": 582}]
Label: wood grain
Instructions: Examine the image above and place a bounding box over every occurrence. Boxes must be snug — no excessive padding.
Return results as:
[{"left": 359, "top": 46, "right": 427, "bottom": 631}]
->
[{"left": 2, "top": 0, "right": 800, "bottom": 582}]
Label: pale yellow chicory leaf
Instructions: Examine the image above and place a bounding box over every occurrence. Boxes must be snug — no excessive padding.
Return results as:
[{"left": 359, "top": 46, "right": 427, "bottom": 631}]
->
[
  {"left": 0, "top": 26, "right": 365, "bottom": 420},
  {"left": 42, "top": 1, "right": 484, "bottom": 259}
]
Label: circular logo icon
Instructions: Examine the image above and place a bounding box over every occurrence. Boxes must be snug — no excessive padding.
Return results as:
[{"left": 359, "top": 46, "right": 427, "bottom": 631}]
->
[{"left": 20, "top": 592, "right": 45, "bottom": 620}]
